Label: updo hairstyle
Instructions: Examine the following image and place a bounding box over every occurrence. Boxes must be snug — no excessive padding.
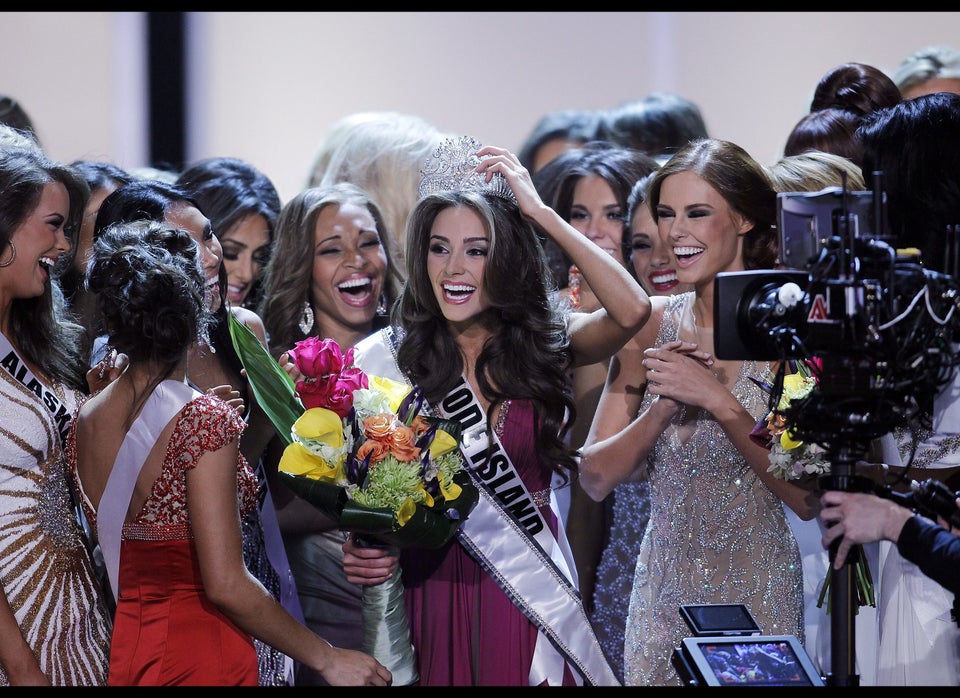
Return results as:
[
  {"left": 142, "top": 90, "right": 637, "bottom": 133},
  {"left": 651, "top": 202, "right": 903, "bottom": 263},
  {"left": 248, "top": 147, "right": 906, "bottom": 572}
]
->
[{"left": 87, "top": 219, "right": 211, "bottom": 365}]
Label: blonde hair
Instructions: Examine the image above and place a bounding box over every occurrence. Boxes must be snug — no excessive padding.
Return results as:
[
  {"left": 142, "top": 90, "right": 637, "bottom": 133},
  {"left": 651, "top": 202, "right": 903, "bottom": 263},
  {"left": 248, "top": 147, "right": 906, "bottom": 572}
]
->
[
  {"left": 307, "top": 111, "right": 450, "bottom": 271},
  {"left": 765, "top": 151, "right": 865, "bottom": 193}
]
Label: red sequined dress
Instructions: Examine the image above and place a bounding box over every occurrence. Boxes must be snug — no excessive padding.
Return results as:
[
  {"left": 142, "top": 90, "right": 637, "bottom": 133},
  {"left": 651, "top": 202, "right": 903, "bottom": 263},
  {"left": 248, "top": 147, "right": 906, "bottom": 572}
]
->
[{"left": 67, "top": 395, "right": 261, "bottom": 686}]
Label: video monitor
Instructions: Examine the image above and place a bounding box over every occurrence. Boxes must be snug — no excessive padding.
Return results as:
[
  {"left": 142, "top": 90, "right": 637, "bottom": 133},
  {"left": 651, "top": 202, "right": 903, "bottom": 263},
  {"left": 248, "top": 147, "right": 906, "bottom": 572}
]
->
[
  {"left": 678, "top": 635, "right": 824, "bottom": 687},
  {"left": 679, "top": 603, "right": 761, "bottom": 637}
]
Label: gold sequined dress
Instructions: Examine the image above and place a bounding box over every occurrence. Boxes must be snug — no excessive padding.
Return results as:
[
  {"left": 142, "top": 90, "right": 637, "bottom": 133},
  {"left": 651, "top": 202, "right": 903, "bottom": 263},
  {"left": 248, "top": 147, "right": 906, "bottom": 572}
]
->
[
  {"left": 0, "top": 359, "right": 112, "bottom": 685},
  {"left": 622, "top": 292, "right": 804, "bottom": 686}
]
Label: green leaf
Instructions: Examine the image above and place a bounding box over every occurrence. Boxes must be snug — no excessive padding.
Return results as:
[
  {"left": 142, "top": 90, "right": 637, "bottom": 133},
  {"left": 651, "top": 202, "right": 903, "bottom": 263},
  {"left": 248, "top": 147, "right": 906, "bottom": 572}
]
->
[
  {"left": 278, "top": 468, "right": 479, "bottom": 549},
  {"left": 228, "top": 312, "right": 302, "bottom": 446}
]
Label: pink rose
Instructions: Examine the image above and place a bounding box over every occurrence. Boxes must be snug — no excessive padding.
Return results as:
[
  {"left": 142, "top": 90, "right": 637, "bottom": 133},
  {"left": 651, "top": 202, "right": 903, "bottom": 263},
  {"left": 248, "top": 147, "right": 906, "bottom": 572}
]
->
[
  {"left": 290, "top": 337, "right": 368, "bottom": 416},
  {"left": 289, "top": 337, "right": 355, "bottom": 379},
  {"left": 319, "top": 380, "right": 358, "bottom": 418}
]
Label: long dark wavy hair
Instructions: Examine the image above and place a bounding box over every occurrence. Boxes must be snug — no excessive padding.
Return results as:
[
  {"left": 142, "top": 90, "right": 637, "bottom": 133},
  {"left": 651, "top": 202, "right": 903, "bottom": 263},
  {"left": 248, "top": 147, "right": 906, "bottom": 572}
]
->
[
  {"left": 395, "top": 190, "right": 578, "bottom": 483},
  {"left": 0, "top": 146, "right": 89, "bottom": 390},
  {"left": 647, "top": 138, "right": 778, "bottom": 271},
  {"left": 176, "top": 156, "right": 282, "bottom": 310},
  {"left": 259, "top": 182, "right": 403, "bottom": 357}
]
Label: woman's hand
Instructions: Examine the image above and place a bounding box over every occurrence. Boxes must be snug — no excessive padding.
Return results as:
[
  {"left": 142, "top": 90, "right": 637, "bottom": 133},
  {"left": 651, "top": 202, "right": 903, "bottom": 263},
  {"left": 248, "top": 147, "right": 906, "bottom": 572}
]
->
[
  {"left": 641, "top": 340, "right": 716, "bottom": 407},
  {"left": 475, "top": 145, "right": 547, "bottom": 220},
  {"left": 86, "top": 348, "right": 129, "bottom": 394},
  {"left": 279, "top": 351, "right": 304, "bottom": 385},
  {"left": 342, "top": 534, "right": 398, "bottom": 586},
  {"left": 206, "top": 384, "right": 244, "bottom": 414}
]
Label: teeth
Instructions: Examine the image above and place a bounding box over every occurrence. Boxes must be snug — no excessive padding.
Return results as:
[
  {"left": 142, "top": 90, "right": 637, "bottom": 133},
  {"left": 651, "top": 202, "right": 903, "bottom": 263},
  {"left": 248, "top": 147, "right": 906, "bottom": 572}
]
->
[
  {"left": 651, "top": 272, "right": 678, "bottom": 284},
  {"left": 338, "top": 277, "right": 371, "bottom": 290},
  {"left": 39, "top": 257, "right": 55, "bottom": 269},
  {"left": 443, "top": 284, "right": 474, "bottom": 293},
  {"left": 673, "top": 246, "right": 703, "bottom": 257}
]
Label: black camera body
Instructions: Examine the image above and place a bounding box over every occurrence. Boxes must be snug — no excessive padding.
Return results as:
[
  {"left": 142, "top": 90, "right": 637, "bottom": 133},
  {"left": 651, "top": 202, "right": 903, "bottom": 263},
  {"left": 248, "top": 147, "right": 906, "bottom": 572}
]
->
[{"left": 715, "top": 180, "right": 960, "bottom": 447}]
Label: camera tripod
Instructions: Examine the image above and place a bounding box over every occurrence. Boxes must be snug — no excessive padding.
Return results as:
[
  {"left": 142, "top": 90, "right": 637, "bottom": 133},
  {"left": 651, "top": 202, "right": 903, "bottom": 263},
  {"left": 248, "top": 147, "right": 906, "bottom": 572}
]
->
[{"left": 820, "top": 442, "right": 876, "bottom": 687}]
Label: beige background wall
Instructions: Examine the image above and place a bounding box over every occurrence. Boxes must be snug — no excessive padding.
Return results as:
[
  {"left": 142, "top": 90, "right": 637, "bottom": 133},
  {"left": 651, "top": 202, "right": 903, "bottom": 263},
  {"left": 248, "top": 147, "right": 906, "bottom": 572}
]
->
[{"left": 2, "top": 11, "right": 959, "bottom": 203}]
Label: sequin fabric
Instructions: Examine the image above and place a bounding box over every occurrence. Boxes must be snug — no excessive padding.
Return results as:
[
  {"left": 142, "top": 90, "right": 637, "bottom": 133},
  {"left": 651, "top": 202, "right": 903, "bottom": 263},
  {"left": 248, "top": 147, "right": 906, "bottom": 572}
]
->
[
  {"left": 0, "top": 368, "right": 111, "bottom": 686},
  {"left": 241, "top": 466, "right": 293, "bottom": 686},
  {"left": 69, "top": 395, "right": 258, "bottom": 539},
  {"left": 622, "top": 293, "right": 803, "bottom": 686},
  {"left": 590, "top": 480, "right": 650, "bottom": 683}
]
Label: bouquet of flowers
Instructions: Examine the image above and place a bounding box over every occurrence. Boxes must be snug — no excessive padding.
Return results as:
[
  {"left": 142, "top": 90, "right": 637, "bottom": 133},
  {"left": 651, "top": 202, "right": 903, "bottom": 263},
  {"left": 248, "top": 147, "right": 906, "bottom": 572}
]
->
[
  {"left": 749, "top": 358, "right": 875, "bottom": 612},
  {"left": 228, "top": 316, "right": 478, "bottom": 684},
  {"left": 275, "top": 336, "right": 477, "bottom": 549},
  {"left": 749, "top": 359, "right": 830, "bottom": 481}
]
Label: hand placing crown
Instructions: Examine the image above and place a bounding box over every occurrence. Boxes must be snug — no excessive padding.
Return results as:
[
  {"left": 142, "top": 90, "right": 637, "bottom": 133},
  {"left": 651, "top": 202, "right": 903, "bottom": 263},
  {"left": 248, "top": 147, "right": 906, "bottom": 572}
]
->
[{"left": 418, "top": 135, "right": 518, "bottom": 203}]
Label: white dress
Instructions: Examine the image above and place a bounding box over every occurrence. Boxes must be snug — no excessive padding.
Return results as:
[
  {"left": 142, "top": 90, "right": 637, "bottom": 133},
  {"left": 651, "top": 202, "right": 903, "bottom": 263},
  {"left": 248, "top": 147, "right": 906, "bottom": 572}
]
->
[{"left": 874, "top": 425, "right": 960, "bottom": 685}]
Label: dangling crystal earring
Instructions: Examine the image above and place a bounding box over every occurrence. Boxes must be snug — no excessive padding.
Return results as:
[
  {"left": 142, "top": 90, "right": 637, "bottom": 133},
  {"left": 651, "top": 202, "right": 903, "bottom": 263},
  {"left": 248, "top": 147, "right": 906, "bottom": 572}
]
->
[
  {"left": 298, "top": 301, "right": 314, "bottom": 335},
  {"left": 376, "top": 293, "right": 388, "bottom": 317}
]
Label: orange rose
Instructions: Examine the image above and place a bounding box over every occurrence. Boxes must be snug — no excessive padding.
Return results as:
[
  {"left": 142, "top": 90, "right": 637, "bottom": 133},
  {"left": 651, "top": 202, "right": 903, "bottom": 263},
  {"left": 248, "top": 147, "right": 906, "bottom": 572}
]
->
[
  {"left": 356, "top": 438, "right": 390, "bottom": 463},
  {"left": 388, "top": 424, "right": 421, "bottom": 462},
  {"left": 364, "top": 413, "right": 399, "bottom": 439}
]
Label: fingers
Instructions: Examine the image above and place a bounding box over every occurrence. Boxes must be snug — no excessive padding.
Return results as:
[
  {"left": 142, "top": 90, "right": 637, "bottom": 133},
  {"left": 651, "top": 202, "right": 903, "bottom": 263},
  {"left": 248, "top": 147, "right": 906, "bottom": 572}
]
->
[{"left": 207, "top": 384, "right": 245, "bottom": 413}]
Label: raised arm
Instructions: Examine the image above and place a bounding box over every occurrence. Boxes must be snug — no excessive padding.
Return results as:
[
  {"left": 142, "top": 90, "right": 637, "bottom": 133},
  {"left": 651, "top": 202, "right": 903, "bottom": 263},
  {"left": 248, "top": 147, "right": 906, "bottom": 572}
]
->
[
  {"left": 578, "top": 322, "right": 686, "bottom": 501},
  {"left": 476, "top": 145, "right": 651, "bottom": 365}
]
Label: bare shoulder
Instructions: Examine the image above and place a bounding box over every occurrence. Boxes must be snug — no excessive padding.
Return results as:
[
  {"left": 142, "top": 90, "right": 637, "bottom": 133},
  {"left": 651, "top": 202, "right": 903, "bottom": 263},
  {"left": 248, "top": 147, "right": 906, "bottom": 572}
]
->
[{"left": 230, "top": 306, "right": 268, "bottom": 347}]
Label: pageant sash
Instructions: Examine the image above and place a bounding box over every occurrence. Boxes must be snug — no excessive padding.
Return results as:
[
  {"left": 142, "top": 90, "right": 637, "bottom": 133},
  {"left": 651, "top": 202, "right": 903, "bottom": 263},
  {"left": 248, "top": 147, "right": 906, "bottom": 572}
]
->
[
  {"left": 0, "top": 332, "right": 73, "bottom": 442},
  {"left": 98, "top": 379, "right": 200, "bottom": 601},
  {"left": 354, "top": 328, "right": 619, "bottom": 687}
]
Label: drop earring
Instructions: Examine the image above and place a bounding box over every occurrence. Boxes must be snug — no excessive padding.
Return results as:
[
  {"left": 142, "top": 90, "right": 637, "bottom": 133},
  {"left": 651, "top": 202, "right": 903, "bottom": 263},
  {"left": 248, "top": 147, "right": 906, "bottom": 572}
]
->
[
  {"left": 0, "top": 241, "right": 15, "bottom": 268},
  {"left": 298, "top": 301, "right": 315, "bottom": 335},
  {"left": 376, "top": 293, "right": 388, "bottom": 317}
]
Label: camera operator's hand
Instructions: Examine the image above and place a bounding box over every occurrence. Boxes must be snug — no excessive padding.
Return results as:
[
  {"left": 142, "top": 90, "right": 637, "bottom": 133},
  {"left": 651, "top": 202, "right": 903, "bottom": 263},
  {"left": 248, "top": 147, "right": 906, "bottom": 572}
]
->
[{"left": 819, "top": 490, "right": 914, "bottom": 568}]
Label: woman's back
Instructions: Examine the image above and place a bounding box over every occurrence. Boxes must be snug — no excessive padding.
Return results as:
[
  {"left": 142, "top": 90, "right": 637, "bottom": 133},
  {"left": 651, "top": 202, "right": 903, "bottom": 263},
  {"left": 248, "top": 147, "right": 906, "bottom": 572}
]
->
[{"left": 68, "top": 387, "right": 261, "bottom": 686}]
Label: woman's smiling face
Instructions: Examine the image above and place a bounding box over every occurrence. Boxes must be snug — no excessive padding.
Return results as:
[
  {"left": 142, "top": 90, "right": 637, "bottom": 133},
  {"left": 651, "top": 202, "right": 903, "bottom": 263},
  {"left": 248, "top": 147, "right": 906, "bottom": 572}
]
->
[
  {"left": 426, "top": 205, "right": 491, "bottom": 326},
  {"left": 310, "top": 200, "right": 387, "bottom": 335},
  {"left": 656, "top": 170, "right": 750, "bottom": 285}
]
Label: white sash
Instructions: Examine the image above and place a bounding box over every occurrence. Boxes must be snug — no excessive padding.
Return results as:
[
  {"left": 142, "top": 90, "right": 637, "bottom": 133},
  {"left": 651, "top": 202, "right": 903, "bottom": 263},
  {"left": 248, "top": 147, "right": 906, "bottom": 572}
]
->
[
  {"left": 354, "top": 328, "right": 619, "bottom": 687},
  {"left": 97, "top": 379, "right": 200, "bottom": 601},
  {"left": 0, "top": 332, "right": 73, "bottom": 442}
]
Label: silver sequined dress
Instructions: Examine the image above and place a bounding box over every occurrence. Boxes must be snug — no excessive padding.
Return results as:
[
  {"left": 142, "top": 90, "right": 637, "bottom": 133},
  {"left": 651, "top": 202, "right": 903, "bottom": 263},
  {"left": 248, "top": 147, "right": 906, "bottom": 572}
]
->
[{"left": 623, "top": 292, "right": 804, "bottom": 686}]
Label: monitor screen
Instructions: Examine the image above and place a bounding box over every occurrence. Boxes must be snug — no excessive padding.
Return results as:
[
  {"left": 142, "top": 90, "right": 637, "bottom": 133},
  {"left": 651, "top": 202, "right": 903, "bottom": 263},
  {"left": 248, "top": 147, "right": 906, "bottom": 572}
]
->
[
  {"left": 679, "top": 635, "right": 824, "bottom": 687},
  {"left": 679, "top": 603, "right": 761, "bottom": 636}
]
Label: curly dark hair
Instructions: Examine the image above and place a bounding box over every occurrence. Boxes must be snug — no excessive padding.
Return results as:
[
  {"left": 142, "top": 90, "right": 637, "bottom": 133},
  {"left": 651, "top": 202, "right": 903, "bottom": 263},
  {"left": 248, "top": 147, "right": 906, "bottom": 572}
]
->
[
  {"left": 647, "top": 138, "right": 778, "bottom": 271},
  {"left": 88, "top": 220, "right": 210, "bottom": 370},
  {"left": 395, "top": 190, "right": 578, "bottom": 483}
]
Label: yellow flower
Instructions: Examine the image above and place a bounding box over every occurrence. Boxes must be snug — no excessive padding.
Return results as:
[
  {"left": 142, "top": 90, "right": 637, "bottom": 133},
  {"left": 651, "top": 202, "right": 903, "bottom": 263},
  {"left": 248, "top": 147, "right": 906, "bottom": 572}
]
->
[
  {"left": 292, "top": 407, "right": 345, "bottom": 448},
  {"left": 397, "top": 497, "right": 417, "bottom": 527},
  {"left": 778, "top": 373, "right": 816, "bottom": 410},
  {"left": 780, "top": 428, "right": 804, "bottom": 451},
  {"left": 369, "top": 375, "right": 412, "bottom": 412},
  {"left": 278, "top": 442, "right": 345, "bottom": 483},
  {"left": 428, "top": 428, "right": 458, "bottom": 458},
  {"left": 438, "top": 472, "right": 463, "bottom": 501}
]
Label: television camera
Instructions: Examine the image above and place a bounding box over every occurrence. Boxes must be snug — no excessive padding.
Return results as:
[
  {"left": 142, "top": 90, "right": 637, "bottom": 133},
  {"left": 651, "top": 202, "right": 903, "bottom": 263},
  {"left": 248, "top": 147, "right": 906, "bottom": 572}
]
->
[{"left": 714, "top": 172, "right": 960, "bottom": 685}]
